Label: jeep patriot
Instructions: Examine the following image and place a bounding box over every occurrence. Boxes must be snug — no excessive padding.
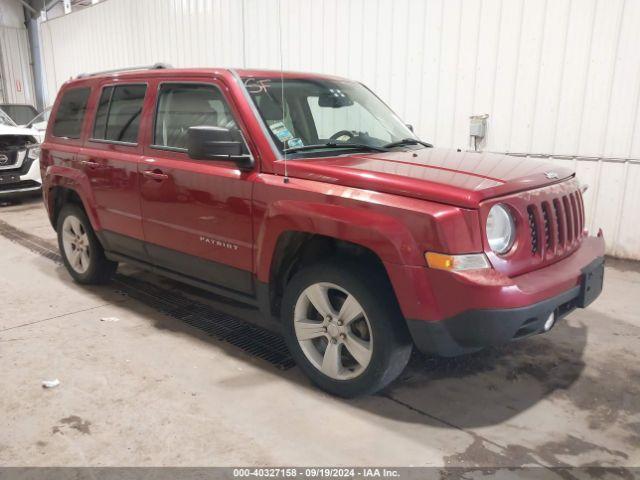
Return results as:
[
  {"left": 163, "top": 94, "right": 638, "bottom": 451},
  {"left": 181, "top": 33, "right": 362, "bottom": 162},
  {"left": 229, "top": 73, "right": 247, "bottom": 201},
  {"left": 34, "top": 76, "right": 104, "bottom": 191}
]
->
[{"left": 41, "top": 66, "right": 605, "bottom": 397}]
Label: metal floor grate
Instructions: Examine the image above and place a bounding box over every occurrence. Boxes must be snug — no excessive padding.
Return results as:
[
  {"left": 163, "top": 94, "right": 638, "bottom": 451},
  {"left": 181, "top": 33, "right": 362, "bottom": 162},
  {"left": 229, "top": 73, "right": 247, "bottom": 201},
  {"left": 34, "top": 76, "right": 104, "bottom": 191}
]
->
[{"left": 0, "top": 219, "right": 295, "bottom": 370}]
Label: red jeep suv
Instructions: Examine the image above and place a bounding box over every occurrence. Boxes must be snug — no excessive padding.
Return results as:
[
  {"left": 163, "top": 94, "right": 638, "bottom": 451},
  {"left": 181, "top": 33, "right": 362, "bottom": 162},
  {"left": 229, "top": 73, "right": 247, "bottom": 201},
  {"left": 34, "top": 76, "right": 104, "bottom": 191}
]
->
[{"left": 41, "top": 65, "right": 605, "bottom": 397}]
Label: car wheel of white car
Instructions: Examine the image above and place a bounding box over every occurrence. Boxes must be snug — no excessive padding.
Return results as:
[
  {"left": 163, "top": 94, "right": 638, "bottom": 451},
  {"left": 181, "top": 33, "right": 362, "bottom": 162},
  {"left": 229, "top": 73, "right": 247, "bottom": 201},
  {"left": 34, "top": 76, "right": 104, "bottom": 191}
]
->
[
  {"left": 282, "top": 259, "right": 412, "bottom": 397},
  {"left": 57, "top": 204, "right": 117, "bottom": 284}
]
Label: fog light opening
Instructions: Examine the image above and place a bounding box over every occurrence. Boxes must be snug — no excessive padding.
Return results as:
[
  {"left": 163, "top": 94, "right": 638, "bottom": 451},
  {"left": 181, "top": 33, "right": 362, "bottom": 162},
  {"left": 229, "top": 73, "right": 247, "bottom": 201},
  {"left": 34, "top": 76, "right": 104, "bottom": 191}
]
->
[{"left": 543, "top": 312, "right": 556, "bottom": 332}]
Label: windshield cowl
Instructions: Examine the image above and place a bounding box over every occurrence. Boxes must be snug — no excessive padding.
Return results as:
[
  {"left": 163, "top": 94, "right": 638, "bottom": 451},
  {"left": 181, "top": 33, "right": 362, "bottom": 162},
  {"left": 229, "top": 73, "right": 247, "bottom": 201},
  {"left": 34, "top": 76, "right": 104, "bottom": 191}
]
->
[{"left": 283, "top": 141, "right": 390, "bottom": 155}]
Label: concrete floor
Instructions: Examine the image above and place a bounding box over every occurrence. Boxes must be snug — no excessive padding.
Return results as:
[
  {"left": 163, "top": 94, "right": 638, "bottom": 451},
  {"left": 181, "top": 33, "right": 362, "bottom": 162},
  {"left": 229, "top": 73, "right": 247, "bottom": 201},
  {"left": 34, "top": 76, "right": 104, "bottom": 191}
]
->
[{"left": 0, "top": 196, "right": 639, "bottom": 470}]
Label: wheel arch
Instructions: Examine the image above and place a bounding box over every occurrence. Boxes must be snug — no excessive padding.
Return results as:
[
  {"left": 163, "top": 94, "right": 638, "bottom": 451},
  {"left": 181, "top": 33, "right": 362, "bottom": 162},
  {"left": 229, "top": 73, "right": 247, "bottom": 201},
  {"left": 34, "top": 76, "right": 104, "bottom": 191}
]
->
[
  {"left": 256, "top": 201, "right": 419, "bottom": 321},
  {"left": 44, "top": 168, "right": 100, "bottom": 232}
]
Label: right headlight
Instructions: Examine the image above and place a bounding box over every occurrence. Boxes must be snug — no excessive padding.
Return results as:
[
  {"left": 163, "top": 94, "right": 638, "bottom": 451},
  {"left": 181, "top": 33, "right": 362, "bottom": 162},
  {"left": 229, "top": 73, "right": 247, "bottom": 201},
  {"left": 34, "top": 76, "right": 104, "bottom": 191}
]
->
[
  {"left": 486, "top": 204, "right": 516, "bottom": 255},
  {"left": 27, "top": 146, "right": 41, "bottom": 161}
]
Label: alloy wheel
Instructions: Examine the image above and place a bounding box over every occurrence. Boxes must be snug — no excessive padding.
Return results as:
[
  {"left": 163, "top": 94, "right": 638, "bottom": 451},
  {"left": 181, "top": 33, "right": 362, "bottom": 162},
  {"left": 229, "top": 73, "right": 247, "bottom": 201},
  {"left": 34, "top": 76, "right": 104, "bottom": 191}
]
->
[
  {"left": 61, "top": 215, "right": 91, "bottom": 274},
  {"left": 293, "top": 282, "right": 373, "bottom": 380}
]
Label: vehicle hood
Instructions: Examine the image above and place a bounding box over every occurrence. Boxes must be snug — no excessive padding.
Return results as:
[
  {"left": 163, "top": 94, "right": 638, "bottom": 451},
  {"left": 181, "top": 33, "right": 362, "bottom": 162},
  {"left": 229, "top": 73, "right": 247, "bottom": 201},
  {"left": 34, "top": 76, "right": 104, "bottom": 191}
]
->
[
  {"left": 274, "top": 148, "right": 574, "bottom": 208},
  {"left": 0, "top": 124, "right": 41, "bottom": 142}
]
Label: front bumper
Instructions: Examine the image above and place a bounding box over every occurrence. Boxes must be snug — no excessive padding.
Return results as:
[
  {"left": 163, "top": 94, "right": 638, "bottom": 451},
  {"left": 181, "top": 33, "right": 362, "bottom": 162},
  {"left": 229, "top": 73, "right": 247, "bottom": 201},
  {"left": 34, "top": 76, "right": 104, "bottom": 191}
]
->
[
  {"left": 0, "top": 156, "right": 41, "bottom": 198},
  {"left": 386, "top": 234, "right": 606, "bottom": 357},
  {"left": 407, "top": 256, "right": 604, "bottom": 357},
  {"left": 407, "top": 257, "right": 604, "bottom": 357}
]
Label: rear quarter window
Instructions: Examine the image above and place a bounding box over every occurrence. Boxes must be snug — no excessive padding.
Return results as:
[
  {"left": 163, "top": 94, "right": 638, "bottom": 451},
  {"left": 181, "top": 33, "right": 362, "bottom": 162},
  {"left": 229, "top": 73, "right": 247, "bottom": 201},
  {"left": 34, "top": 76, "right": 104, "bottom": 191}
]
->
[{"left": 52, "top": 87, "right": 91, "bottom": 139}]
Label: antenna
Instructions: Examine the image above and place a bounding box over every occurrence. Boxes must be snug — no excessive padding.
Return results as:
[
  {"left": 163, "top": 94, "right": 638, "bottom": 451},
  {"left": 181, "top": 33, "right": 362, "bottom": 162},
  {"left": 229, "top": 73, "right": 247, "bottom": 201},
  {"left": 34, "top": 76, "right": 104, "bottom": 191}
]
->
[{"left": 278, "top": 0, "right": 289, "bottom": 183}]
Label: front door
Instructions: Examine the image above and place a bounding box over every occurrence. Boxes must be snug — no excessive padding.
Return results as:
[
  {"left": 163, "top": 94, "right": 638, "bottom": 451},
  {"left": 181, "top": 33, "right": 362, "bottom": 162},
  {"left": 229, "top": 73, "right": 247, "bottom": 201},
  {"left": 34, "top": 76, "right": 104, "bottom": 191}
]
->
[{"left": 139, "top": 80, "right": 255, "bottom": 295}]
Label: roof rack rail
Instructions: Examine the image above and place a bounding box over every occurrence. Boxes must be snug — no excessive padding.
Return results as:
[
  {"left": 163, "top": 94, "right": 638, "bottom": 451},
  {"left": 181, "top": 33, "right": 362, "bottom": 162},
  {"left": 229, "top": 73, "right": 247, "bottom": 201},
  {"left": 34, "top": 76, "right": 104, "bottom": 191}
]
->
[{"left": 76, "top": 63, "right": 172, "bottom": 79}]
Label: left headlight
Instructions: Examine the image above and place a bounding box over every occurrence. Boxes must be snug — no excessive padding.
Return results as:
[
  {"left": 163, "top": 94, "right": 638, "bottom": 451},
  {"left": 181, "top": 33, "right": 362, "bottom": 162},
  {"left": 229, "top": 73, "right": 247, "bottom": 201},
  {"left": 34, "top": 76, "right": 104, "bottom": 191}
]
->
[
  {"left": 27, "top": 146, "right": 40, "bottom": 161},
  {"left": 486, "top": 204, "right": 516, "bottom": 255}
]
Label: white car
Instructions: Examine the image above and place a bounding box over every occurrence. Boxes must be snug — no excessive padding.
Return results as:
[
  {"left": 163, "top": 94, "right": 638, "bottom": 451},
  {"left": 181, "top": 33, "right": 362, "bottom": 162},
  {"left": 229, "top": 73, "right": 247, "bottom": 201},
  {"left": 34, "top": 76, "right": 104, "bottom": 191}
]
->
[{"left": 0, "top": 108, "right": 43, "bottom": 198}]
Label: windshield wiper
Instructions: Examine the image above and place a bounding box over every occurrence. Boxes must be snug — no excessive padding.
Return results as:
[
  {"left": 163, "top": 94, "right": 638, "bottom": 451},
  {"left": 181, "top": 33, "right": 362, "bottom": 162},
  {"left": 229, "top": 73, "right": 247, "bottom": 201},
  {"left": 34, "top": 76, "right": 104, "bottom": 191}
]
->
[
  {"left": 284, "top": 142, "right": 389, "bottom": 154},
  {"left": 383, "top": 138, "right": 433, "bottom": 149}
]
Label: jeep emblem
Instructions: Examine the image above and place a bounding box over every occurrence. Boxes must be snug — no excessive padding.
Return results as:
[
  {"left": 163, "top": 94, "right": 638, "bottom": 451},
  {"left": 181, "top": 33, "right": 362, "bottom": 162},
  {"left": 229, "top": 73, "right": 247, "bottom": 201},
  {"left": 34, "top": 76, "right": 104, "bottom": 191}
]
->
[
  {"left": 544, "top": 171, "right": 559, "bottom": 179},
  {"left": 0, "top": 154, "right": 8, "bottom": 166}
]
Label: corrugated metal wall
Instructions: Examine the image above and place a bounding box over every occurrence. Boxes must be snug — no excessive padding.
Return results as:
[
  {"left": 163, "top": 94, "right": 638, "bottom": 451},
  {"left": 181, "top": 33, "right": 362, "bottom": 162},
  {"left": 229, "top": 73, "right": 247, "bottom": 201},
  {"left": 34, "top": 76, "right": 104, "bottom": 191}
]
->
[
  {"left": 39, "top": 0, "right": 640, "bottom": 260},
  {"left": 0, "top": 0, "right": 36, "bottom": 106}
]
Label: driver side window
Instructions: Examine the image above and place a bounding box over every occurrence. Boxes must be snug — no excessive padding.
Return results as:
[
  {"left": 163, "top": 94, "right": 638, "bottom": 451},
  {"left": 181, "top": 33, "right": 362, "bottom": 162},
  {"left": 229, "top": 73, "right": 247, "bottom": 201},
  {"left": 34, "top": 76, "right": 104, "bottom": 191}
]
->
[
  {"left": 306, "top": 96, "right": 392, "bottom": 142},
  {"left": 153, "top": 83, "right": 239, "bottom": 150}
]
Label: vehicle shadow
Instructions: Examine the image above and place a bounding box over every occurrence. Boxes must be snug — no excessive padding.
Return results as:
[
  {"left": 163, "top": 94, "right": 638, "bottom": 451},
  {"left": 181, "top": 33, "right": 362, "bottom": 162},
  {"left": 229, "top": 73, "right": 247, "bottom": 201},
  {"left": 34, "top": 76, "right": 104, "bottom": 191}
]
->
[
  {"left": 370, "top": 321, "right": 587, "bottom": 429},
  {"left": 0, "top": 192, "right": 43, "bottom": 209}
]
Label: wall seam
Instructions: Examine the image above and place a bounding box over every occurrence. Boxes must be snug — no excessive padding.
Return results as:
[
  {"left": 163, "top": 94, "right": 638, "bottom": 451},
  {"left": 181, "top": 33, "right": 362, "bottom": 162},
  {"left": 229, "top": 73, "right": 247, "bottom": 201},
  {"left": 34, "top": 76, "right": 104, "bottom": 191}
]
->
[
  {"left": 599, "top": 0, "right": 626, "bottom": 158},
  {"left": 506, "top": 0, "right": 526, "bottom": 151},
  {"left": 527, "top": 0, "right": 548, "bottom": 154},
  {"left": 550, "top": 0, "right": 572, "bottom": 156}
]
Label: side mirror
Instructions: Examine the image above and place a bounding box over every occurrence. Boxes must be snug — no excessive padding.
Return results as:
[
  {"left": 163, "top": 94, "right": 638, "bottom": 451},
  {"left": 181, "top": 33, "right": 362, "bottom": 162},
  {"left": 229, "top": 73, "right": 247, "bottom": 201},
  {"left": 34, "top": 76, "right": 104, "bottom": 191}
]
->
[
  {"left": 187, "top": 126, "right": 254, "bottom": 170},
  {"left": 405, "top": 124, "right": 414, "bottom": 132}
]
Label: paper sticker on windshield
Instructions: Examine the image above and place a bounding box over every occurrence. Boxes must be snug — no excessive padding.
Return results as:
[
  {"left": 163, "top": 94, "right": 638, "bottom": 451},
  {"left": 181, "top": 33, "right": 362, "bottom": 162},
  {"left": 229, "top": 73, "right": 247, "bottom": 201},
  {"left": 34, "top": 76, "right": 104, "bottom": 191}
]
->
[
  {"left": 287, "top": 137, "right": 304, "bottom": 149},
  {"left": 269, "top": 121, "right": 294, "bottom": 142}
]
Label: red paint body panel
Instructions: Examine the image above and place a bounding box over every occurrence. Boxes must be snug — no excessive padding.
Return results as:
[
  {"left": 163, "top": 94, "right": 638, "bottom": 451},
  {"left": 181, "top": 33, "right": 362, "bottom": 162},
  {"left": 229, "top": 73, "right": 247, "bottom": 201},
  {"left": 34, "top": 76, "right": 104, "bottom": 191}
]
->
[
  {"left": 40, "top": 68, "right": 605, "bottom": 328},
  {"left": 252, "top": 173, "right": 483, "bottom": 283},
  {"left": 137, "top": 76, "right": 255, "bottom": 274},
  {"left": 387, "top": 236, "right": 604, "bottom": 321},
  {"left": 272, "top": 149, "right": 574, "bottom": 209}
]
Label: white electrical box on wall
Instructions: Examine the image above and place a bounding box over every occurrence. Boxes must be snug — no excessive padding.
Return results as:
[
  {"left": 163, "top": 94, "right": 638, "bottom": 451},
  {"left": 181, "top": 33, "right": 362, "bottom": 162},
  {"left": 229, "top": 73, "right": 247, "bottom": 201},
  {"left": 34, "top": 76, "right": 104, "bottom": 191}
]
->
[{"left": 469, "top": 114, "right": 489, "bottom": 151}]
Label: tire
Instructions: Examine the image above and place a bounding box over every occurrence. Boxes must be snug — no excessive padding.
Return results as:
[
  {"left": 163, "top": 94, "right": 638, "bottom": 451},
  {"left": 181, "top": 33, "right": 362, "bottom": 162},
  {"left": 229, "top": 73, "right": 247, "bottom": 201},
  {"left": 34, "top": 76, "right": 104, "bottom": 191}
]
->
[
  {"left": 281, "top": 259, "right": 412, "bottom": 397},
  {"left": 56, "top": 204, "right": 117, "bottom": 284}
]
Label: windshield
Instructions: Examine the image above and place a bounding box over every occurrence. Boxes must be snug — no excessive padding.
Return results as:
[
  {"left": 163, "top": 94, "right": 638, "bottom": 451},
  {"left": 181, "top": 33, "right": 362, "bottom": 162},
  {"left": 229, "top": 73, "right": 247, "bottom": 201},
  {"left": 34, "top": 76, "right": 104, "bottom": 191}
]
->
[
  {"left": 0, "top": 108, "right": 17, "bottom": 127},
  {"left": 26, "top": 107, "right": 51, "bottom": 129},
  {"left": 0, "top": 104, "right": 38, "bottom": 125},
  {"left": 242, "top": 76, "right": 417, "bottom": 154}
]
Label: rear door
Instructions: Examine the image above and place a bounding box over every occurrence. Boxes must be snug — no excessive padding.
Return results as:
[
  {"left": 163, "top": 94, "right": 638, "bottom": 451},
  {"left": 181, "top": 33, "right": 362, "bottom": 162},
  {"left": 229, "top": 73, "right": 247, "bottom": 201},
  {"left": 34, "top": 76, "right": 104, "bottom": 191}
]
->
[
  {"left": 76, "top": 81, "right": 149, "bottom": 259},
  {"left": 46, "top": 86, "right": 92, "bottom": 192},
  {"left": 139, "top": 78, "right": 255, "bottom": 295}
]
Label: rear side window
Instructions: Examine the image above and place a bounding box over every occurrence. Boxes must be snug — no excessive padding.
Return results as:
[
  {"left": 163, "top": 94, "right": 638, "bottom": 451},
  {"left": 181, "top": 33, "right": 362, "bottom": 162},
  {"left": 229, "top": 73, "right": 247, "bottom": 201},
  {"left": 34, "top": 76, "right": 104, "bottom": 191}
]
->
[
  {"left": 153, "top": 83, "right": 238, "bottom": 150},
  {"left": 92, "top": 84, "right": 146, "bottom": 144},
  {"left": 52, "top": 87, "right": 90, "bottom": 138}
]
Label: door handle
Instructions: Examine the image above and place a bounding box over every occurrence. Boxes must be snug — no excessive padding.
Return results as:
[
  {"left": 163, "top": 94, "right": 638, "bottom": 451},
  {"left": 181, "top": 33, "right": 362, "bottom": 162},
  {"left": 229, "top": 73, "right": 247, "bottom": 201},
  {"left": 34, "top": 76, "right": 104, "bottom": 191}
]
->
[
  {"left": 80, "top": 160, "right": 99, "bottom": 168},
  {"left": 142, "top": 169, "right": 169, "bottom": 181}
]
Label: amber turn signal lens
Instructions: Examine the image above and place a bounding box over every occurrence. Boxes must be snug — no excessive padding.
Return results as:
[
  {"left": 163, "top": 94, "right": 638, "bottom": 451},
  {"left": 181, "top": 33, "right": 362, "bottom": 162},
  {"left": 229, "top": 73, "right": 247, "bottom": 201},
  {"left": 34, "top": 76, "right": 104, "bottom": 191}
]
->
[
  {"left": 425, "top": 252, "right": 491, "bottom": 271},
  {"left": 425, "top": 252, "right": 454, "bottom": 270}
]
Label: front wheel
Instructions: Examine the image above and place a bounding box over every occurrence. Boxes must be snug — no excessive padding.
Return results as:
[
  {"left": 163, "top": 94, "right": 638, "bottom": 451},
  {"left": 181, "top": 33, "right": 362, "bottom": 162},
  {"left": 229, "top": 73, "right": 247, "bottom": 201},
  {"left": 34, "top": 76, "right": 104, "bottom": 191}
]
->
[
  {"left": 282, "top": 260, "right": 412, "bottom": 397},
  {"left": 57, "top": 204, "right": 117, "bottom": 284}
]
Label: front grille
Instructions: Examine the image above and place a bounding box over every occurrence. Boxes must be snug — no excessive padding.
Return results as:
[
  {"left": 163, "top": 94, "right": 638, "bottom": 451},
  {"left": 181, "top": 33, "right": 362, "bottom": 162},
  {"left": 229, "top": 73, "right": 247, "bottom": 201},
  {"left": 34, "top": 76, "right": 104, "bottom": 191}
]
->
[
  {"left": 527, "top": 187, "right": 585, "bottom": 258},
  {"left": 0, "top": 150, "right": 18, "bottom": 167},
  {"left": 0, "top": 156, "right": 34, "bottom": 175}
]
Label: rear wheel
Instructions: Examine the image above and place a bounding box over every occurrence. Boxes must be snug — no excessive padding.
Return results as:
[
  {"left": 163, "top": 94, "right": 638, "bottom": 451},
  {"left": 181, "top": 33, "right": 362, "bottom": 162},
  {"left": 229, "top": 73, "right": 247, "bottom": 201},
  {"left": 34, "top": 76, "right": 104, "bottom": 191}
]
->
[
  {"left": 57, "top": 204, "right": 117, "bottom": 284},
  {"left": 282, "top": 260, "right": 412, "bottom": 397}
]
